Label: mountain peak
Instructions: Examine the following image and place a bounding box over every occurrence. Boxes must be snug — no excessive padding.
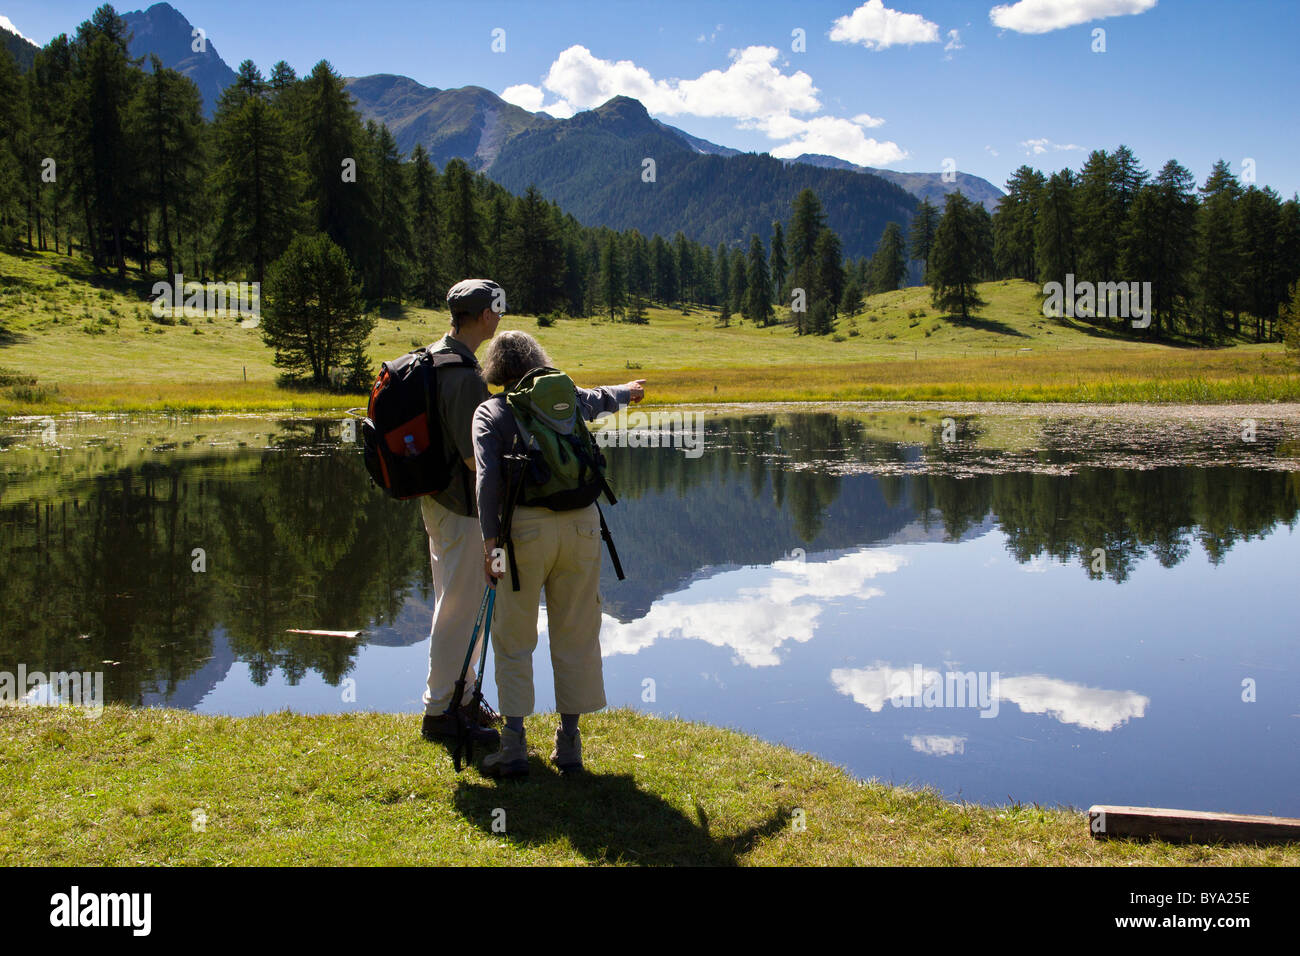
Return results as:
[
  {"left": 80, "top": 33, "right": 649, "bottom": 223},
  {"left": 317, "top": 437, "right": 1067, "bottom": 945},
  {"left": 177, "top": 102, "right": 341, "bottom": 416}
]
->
[
  {"left": 594, "top": 95, "right": 651, "bottom": 122},
  {"left": 121, "top": 2, "right": 237, "bottom": 117}
]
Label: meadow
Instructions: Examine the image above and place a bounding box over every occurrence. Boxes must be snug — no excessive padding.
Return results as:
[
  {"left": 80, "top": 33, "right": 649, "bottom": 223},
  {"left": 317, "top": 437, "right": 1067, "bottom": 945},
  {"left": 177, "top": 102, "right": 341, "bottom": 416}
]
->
[
  {"left": 3, "top": 706, "right": 1294, "bottom": 866},
  {"left": 1, "top": 247, "right": 1296, "bottom": 414}
]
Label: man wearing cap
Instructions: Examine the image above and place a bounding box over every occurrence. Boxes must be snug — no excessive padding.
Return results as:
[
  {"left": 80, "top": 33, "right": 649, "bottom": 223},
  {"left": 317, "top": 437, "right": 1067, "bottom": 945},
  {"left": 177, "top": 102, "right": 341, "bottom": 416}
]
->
[{"left": 418, "top": 278, "right": 507, "bottom": 745}]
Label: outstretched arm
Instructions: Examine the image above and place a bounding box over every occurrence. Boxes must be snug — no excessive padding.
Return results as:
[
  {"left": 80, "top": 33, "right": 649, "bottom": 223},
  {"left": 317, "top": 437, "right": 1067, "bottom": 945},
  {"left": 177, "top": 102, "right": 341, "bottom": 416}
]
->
[{"left": 576, "top": 379, "right": 646, "bottom": 421}]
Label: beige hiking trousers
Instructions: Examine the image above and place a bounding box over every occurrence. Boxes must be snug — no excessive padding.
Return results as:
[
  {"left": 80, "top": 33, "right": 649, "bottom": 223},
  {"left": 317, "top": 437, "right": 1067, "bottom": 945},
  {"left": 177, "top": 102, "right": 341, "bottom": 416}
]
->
[
  {"left": 420, "top": 496, "right": 486, "bottom": 715},
  {"left": 492, "top": 503, "right": 607, "bottom": 717}
]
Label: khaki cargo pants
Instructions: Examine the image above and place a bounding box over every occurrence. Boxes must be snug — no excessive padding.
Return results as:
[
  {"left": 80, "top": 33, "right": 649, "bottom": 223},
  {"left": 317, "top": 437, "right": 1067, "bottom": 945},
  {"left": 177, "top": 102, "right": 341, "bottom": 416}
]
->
[
  {"left": 420, "top": 496, "right": 485, "bottom": 715},
  {"left": 492, "top": 503, "right": 607, "bottom": 717}
]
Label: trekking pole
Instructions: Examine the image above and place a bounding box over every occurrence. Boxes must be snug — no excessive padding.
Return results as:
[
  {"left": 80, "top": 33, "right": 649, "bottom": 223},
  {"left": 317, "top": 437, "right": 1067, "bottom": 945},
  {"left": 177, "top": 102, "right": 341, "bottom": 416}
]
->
[
  {"left": 448, "top": 584, "right": 491, "bottom": 771},
  {"left": 458, "top": 587, "right": 496, "bottom": 771}
]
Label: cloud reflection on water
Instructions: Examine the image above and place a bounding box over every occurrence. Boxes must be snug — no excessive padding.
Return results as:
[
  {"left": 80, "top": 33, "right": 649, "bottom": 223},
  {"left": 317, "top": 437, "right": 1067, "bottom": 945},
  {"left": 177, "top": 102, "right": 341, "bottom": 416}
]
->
[
  {"left": 554, "top": 548, "right": 907, "bottom": 667},
  {"left": 831, "top": 664, "right": 1149, "bottom": 731}
]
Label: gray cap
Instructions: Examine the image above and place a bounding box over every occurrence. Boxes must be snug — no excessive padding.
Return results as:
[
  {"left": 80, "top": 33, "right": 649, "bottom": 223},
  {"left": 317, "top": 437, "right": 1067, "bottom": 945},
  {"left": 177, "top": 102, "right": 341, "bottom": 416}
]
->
[{"left": 446, "top": 278, "right": 506, "bottom": 316}]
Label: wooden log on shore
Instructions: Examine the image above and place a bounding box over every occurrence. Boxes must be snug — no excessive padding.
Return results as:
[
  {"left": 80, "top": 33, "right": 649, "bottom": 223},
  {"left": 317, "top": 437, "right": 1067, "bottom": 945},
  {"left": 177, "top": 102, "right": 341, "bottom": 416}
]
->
[{"left": 1088, "top": 804, "right": 1300, "bottom": 844}]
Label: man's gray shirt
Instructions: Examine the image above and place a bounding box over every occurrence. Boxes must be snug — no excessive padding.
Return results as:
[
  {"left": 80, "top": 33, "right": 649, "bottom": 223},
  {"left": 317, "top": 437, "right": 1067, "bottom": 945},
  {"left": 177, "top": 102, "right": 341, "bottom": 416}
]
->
[{"left": 429, "top": 334, "right": 489, "bottom": 517}]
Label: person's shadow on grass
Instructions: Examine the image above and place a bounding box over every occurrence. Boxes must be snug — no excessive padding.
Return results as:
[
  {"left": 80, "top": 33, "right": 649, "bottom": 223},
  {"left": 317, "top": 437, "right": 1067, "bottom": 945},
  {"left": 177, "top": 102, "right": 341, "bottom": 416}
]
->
[{"left": 452, "top": 756, "right": 791, "bottom": 866}]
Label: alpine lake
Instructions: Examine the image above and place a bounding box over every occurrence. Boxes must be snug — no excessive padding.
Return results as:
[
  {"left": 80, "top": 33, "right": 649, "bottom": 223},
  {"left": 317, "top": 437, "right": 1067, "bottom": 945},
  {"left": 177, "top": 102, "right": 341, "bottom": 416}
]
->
[{"left": 2, "top": 404, "right": 1297, "bottom": 816}]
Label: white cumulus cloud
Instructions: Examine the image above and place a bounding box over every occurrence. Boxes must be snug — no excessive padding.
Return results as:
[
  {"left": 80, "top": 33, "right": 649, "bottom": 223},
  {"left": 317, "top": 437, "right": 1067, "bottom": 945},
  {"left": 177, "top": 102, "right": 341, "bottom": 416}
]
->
[
  {"left": 535, "top": 44, "right": 820, "bottom": 121},
  {"left": 505, "top": 42, "right": 906, "bottom": 170},
  {"left": 752, "top": 113, "right": 907, "bottom": 167},
  {"left": 830, "top": 0, "right": 941, "bottom": 49},
  {"left": 990, "top": 0, "right": 1158, "bottom": 35},
  {"left": 500, "top": 83, "right": 574, "bottom": 118}
]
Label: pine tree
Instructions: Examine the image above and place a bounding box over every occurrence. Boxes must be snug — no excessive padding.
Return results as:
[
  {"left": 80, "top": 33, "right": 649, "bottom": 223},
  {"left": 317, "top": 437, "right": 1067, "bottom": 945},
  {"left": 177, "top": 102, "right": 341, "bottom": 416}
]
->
[
  {"left": 650, "top": 233, "right": 676, "bottom": 304},
  {"left": 269, "top": 61, "right": 297, "bottom": 93},
  {"left": 1195, "top": 159, "right": 1243, "bottom": 340},
  {"left": 442, "top": 158, "right": 484, "bottom": 279},
  {"left": 714, "top": 241, "right": 730, "bottom": 326},
  {"left": 867, "top": 221, "right": 907, "bottom": 294},
  {"left": 409, "top": 144, "right": 440, "bottom": 308},
  {"left": 299, "top": 60, "right": 371, "bottom": 262},
  {"left": 363, "top": 121, "right": 411, "bottom": 307},
  {"left": 673, "top": 231, "right": 694, "bottom": 305},
  {"left": 506, "top": 184, "right": 567, "bottom": 316},
  {"left": 1281, "top": 280, "right": 1300, "bottom": 363},
  {"left": 1035, "top": 169, "right": 1077, "bottom": 289},
  {"left": 972, "top": 204, "right": 996, "bottom": 280},
  {"left": 1237, "top": 185, "right": 1283, "bottom": 341},
  {"left": 212, "top": 64, "right": 305, "bottom": 287},
  {"left": 624, "top": 231, "right": 649, "bottom": 324},
  {"left": 599, "top": 232, "right": 625, "bottom": 320},
  {"left": 262, "top": 233, "right": 373, "bottom": 387},
  {"left": 0, "top": 45, "right": 24, "bottom": 248},
  {"left": 993, "top": 166, "right": 1045, "bottom": 280},
  {"left": 811, "top": 227, "right": 844, "bottom": 334},
  {"left": 1275, "top": 199, "right": 1300, "bottom": 341},
  {"left": 787, "top": 188, "right": 826, "bottom": 307},
  {"left": 929, "top": 192, "right": 987, "bottom": 320},
  {"left": 769, "top": 220, "right": 788, "bottom": 303},
  {"left": 907, "top": 198, "right": 939, "bottom": 281},
  {"left": 1075, "top": 149, "right": 1120, "bottom": 286},
  {"left": 128, "top": 56, "right": 204, "bottom": 277},
  {"left": 729, "top": 247, "right": 747, "bottom": 321},
  {"left": 1120, "top": 159, "right": 1196, "bottom": 338},
  {"left": 485, "top": 189, "right": 509, "bottom": 285},
  {"left": 69, "top": 5, "right": 141, "bottom": 276},
  {"left": 28, "top": 36, "right": 77, "bottom": 256},
  {"left": 743, "top": 233, "right": 773, "bottom": 326},
  {"left": 696, "top": 243, "right": 715, "bottom": 305},
  {"left": 841, "top": 276, "right": 864, "bottom": 317}
]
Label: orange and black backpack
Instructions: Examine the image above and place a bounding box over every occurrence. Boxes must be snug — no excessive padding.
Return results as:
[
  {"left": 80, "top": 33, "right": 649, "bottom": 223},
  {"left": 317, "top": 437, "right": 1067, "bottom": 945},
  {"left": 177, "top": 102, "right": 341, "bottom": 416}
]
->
[{"left": 361, "top": 344, "right": 477, "bottom": 500}]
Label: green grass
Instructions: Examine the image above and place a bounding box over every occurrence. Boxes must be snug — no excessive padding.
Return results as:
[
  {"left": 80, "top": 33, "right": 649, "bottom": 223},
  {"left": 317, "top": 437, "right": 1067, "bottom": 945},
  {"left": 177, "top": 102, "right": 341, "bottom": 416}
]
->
[
  {"left": 2, "top": 248, "right": 1297, "bottom": 414},
  {"left": 1, "top": 705, "right": 1295, "bottom": 866}
]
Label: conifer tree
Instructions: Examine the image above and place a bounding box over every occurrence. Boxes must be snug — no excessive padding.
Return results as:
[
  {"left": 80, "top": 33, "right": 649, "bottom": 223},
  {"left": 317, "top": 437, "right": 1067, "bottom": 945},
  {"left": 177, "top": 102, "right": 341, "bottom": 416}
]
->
[{"left": 929, "top": 192, "right": 987, "bottom": 320}]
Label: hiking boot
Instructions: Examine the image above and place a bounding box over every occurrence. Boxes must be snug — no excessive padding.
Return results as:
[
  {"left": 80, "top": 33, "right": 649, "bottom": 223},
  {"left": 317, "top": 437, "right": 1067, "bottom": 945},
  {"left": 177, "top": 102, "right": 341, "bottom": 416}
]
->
[
  {"left": 462, "top": 697, "right": 503, "bottom": 728},
  {"left": 481, "top": 726, "right": 529, "bottom": 779},
  {"left": 551, "top": 725, "right": 583, "bottom": 774},
  {"left": 421, "top": 712, "right": 500, "bottom": 746}
]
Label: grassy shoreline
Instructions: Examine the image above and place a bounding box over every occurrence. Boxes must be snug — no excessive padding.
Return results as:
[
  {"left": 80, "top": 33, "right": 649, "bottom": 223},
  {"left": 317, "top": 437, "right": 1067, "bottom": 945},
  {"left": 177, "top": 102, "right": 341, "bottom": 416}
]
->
[
  {"left": 1, "top": 705, "right": 1295, "bottom": 866},
  {"left": 3, "top": 363, "right": 1298, "bottom": 417}
]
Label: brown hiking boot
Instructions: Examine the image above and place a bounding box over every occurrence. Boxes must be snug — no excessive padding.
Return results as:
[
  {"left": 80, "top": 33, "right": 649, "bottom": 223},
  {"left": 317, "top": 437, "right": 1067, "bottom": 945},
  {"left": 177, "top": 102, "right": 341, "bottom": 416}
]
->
[
  {"left": 550, "top": 726, "right": 583, "bottom": 774},
  {"left": 421, "top": 711, "right": 499, "bottom": 746},
  {"left": 462, "top": 697, "right": 503, "bottom": 728},
  {"left": 481, "top": 726, "right": 529, "bottom": 779}
]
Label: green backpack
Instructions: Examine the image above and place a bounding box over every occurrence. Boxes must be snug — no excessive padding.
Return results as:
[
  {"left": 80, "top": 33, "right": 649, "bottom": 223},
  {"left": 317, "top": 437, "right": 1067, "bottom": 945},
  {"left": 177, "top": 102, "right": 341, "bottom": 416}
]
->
[{"left": 497, "top": 367, "right": 624, "bottom": 591}]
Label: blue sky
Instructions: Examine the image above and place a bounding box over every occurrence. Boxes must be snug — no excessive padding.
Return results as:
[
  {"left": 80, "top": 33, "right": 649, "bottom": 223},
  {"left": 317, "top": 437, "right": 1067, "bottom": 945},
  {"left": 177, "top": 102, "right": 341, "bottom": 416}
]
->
[{"left": 4, "top": 0, "right": 1298, "bottom": 196}]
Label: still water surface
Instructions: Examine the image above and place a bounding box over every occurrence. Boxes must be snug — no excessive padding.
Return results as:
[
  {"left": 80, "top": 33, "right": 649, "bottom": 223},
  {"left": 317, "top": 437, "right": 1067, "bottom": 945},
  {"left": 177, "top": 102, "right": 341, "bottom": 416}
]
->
[{"left": 2, "top": 407, "right": 1297, "bottom": 814}]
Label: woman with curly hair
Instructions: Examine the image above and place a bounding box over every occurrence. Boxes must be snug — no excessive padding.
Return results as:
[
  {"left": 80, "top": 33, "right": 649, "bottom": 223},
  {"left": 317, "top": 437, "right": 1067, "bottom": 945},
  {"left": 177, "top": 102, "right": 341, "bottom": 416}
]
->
[{"left": 471, "top": 330, "right": 645, "bottom": 778}]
